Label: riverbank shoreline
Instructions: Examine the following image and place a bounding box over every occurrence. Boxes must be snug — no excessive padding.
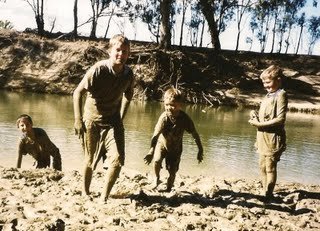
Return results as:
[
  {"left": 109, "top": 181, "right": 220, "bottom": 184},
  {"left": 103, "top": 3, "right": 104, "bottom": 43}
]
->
[
  {"left": 1, "top": 166, "right": 319, "bottom": 230},
  {"left": 1, "top": 29, "right": 320, "bottom": 114}
]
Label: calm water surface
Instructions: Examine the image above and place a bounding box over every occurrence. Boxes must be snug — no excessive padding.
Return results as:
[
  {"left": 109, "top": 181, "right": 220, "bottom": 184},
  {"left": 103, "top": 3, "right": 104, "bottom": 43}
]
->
[{"left": 0, "top": 91, "right": 319, "bottom": 184}]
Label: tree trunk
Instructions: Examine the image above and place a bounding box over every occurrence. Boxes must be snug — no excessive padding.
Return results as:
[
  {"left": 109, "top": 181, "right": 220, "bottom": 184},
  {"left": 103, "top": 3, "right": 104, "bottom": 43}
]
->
[
  {"left": 270, "top": 14, "right": 278, "bottom": 53},
  {"left": 90, "top": 1, "right": 97, "bottom": 39},
  {"left": 235, "top": 20, "right": 241, "bottom": 51},
  {"left": 159, "top": 0, "right": 173, "bottom": 49},
  {"left": 179, "top": 0, "right": 186, "bottom": 46},
  {"left": 295, "top": 25, "right": 303, "bottom": 55},
  {"left": 36, "top": 0, "right": 45, "bottom": 35},
  {"left": 199, "top": 0, "right": 221, "bottom": 52},
  {"left": 104, "top": 8, "right": 115, "bottom": 39},
  {"left": 73, "top": 0, "right": 78, "bottom": 37},
  {"left": 284, "top": 25, "right": 292, "bottom": 54},
  {"left": 199, "top": 18, "right": 205, "bottom": 47}
]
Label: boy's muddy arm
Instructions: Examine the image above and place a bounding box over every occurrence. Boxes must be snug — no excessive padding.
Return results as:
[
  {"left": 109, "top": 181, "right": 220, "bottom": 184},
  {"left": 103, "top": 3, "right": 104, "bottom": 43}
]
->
[
  {"left": 120, "top": 96, "right": 131, "bottom": 120},
  {"left": 193, "top": 132, "right": 203, "bottom": 163},
  {"left": 144, "top": 147, "right": 154, "bottom": 165},
  {"left": 17, "top": 153, "right": 22, "bottom": 168},
  {"left": 73, "top": 84, "right": 85, "bottom": 138},
  {"left": 144, "top": 134, "right": 159, "bottom": 165},
  {"left": 16, "top": 154, "right": 22, "bottom": 168},
  {"left": 16, "top": 144, "right": 23, "bottom": 168}
]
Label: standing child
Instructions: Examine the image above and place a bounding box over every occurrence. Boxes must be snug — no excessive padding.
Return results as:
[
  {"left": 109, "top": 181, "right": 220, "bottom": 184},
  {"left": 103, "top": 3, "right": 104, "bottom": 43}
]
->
[
  {"left": 16, "top": 114, "right": 62, "bottom": 171},
  {"left": 73, "top": 34, "right": 134, "bottom": 202},
  {"left": 144, "top": 87, "right": 203, "bottom": 192},
  {"left": 248, "top": 65, "right": 288, "bottom": 201}
]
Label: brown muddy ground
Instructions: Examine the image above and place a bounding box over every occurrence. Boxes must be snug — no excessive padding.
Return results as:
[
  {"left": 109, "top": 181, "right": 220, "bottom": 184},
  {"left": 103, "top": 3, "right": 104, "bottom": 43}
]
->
[{"left": 0, "top": 167, "right": 319, "bottom": 230}]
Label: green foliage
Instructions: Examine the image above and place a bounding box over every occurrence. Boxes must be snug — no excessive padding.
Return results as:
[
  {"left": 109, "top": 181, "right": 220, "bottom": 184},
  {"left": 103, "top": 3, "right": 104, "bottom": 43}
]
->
[
  {"left": 126, "top": 0, "right": 160, "bottom": 41},
  {"left": 307, "top": 16, "right": 320, "bottom": 54},
  {"left": 0, "top": 20, "right": 14, "bottom": 29}
]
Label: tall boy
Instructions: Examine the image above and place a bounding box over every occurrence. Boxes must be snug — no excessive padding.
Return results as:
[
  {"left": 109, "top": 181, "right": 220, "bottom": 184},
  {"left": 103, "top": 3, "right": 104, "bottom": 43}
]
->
[
  {"left": 248, "top": 65, "right": 288, "bottom": 201},
  {"left": 144, "top": 87, "right": 203, "bottom": 192},
  {"left": 73, "top": 34, "right": 134, "bottom": 202}
]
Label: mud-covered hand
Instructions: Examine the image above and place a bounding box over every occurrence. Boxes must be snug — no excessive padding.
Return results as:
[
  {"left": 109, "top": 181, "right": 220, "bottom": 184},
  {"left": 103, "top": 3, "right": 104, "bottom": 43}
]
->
[
  {"left": 197, "top": 149, "right": 203, "bottom": 163},
  {"left": 144, "top": 149, "right": 154, "bottom": 165},
  {"left": 249, "top": 110, "right": 258, "bottom": 120},
  {"left": 248, "top": 110, "right": 260, "bottom": 127},
  {"left": 248, "top": 118, "right": 260, "bottom": 127},
  {"left": 74, "top": 119, "right": 85, "bottom": 138}
]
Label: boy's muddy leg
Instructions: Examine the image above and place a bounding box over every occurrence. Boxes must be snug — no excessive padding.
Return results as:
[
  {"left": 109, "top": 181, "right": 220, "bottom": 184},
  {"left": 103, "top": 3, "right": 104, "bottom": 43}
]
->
[
  {"left": 265, "top": 157, "right": 277, "bottom": 198},
  {"left": 101, "top": 166, "right": 121, "bottom": 202},
  {"left": 153, "top": 160, "right": 162, "bottom": 189},
  {"left": 259, "top": 156, "right": 267, "bottom": 195},
  {"left": 83, "top": 167, "right": 93, "bottom": 195},
  {"left": 166, "top": 168, "right": 177, "bottom": 192}
]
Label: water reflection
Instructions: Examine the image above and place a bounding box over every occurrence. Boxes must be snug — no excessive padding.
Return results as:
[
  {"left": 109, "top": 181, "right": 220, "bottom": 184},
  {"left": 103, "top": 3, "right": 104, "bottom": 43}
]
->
[{"left": 0, "top": 90, "right": 319, "bottom": 184}]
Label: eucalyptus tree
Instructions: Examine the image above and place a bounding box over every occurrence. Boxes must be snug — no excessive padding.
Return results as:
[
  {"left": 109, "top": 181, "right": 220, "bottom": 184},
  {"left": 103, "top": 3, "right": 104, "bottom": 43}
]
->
[
  {"left": 174, "top": 0, "right": 199, "bottom": 47},
  {"left": 159, "top": 0, "right": 174, "bottom": 49},
  {"left": 307, "top": 16, "right": 320, "bottom": 55},
  {"left": 89, "top": 0, "right": 111, "bottom": 38},
  {"left": 198, "top": 0, "right": 221, "bottom": 51},
  {"left": 295, "top": 12, "right": 305, "bottom": 54},
  {"left": 250, "top": 0, "right": 272, "bottom": 53},
  {"left": 187, "top": 1, "right": 206, "bottom": 47},
  {"left": 215, "top": 0, "right": 238, "bottom": 35},
  {"left": 125, "top": 0, "right": 161, "bottom": 43},
  {"left": 23, "top": 0, "right": 45, "bottom": 35},
  {"left": 283, "top": 0, "right": 306, "bottom": 54},
  {"left": 198, "top": 0, "right": 237, "bottom": 52},
  {"left": 235, "top": 0, "right": 255, "bottom": 51},
  {"left": 176, "top": 0, "right": 189, "bottom": 46},
  {"left": 268, "top": 0, "right": 285, "bottom": 53}
]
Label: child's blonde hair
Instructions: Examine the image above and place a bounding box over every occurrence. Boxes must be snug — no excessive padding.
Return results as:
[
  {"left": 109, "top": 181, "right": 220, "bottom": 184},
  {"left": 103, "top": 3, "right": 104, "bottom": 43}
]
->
[
  {"left": 163, "top": 87, "right": 183, "bottom": 103},
  {"left": 108, "top": 34, "right": 130, "bottom": 50},
  {"left": 16, "top": 114, "right": 33, "bottom": 128},
  {"left": 260, "top": 65, "right": 283, "bottom": 81}
]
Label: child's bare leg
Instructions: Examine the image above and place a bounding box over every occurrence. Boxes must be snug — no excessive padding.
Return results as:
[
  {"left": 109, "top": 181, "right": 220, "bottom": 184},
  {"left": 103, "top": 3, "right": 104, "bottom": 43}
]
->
[
  {"left": 83, "top": 166, "right": 93, "bottom": 195},
  {"left": 265, "top": 158, "right": 277, "bottom": 198},
  {"left": 166, "top": 169, "right": 176, "bottom": 192},
  {"left": 153, "top": 160, "right": 162, "bottom": 189},
  {"left": 259, "top": 156, "right": 267, "bottom": 195},
  {"left": 101, "top": 166, "right": 121, "bottom": 203}
]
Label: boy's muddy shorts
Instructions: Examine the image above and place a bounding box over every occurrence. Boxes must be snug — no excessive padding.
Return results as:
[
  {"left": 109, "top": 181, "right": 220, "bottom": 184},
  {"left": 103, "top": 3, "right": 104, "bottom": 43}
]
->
[
  {"left": 259, "top": 151, "right": 282, "bottom": 172},
  {"left": 83, "top": 120, "right": 125, "bottom": 170}
]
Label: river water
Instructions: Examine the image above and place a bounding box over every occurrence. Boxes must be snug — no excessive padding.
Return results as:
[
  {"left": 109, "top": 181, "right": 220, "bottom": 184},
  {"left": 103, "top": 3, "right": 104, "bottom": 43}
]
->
[{"left": 0, "top": 90, "right": 319, "bottom": 184}]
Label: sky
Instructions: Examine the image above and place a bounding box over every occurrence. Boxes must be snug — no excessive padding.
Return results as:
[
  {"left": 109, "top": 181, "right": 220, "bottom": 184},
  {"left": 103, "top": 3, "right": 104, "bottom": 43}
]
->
[{"left": 1, "top": 0, "right": 319, "bottom": 55}]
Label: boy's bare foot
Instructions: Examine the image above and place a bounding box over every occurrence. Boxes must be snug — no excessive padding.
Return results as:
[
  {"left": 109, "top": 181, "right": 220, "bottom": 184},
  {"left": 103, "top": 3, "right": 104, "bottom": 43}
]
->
[
  {"left": 152, "top": 179, "right": 161, "bottom": 190},
  {"left": 83, "top": 194, "right": 93, "bottom": 201},
  {"left": 159, "top": 187, "right": 171, "bottom": 193},
  {"left": 99, "top": 197, "right": 108, "bottom": 205}
]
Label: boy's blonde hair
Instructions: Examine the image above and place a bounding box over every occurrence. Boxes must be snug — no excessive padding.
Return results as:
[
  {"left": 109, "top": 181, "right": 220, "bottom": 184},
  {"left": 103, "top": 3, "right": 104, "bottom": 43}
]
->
[
  {"left": 260, "top": 65, "right": 283, "bottom": 81},
  {"left": 16, "top": 114, "right": 33, "bottom": 128},
  {"left": 108, "top": 34, "right": 130, "bottom": 50},
  {"left": 163, "top": 87, "right": 183, "bottom": 103}
]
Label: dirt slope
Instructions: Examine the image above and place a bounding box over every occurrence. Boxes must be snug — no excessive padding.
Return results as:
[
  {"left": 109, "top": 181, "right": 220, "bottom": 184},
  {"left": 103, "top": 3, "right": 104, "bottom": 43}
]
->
[{"left": 1, "top": 29, "right": 320, "bottom": 113}]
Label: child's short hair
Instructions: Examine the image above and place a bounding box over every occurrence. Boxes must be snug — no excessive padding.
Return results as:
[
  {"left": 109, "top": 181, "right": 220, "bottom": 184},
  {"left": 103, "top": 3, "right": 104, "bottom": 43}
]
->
[
  {"left": 260, "top": 65, "right": 283, "bottom": 81},
  {"left": 163, "top": 87, "right": 183, "bottom": 103},
  {"left": 16, "top": 114, "right": 33, "bottom": 128},
  {"left": 108, "top": 34, "right": 130, "bottom": 50}
]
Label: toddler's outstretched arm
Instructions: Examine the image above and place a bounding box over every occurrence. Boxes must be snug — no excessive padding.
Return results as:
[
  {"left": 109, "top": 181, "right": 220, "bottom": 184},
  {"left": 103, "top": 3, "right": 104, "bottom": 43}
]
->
[{"left": 144, "top": 147, "right": 154, "bottom": 165}]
